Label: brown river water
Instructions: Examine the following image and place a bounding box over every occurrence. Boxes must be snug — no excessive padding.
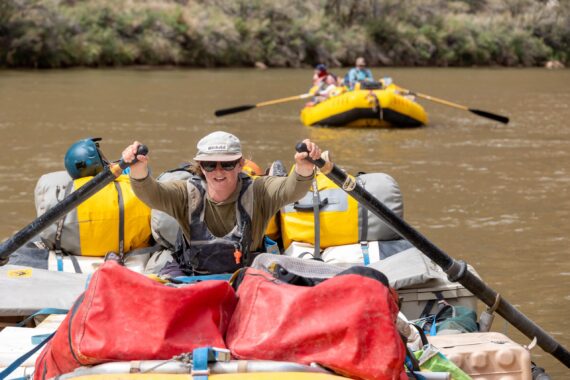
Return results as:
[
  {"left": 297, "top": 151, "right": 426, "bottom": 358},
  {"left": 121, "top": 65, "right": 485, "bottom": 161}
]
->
[{"left": 0, "top": 68, "right": 569, "bottom": 376}]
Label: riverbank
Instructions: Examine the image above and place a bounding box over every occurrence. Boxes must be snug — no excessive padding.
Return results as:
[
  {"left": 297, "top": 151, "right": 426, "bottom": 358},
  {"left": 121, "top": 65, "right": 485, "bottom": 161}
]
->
[{"left": 0, "top": 0, "right": 568, "bottom": 69}]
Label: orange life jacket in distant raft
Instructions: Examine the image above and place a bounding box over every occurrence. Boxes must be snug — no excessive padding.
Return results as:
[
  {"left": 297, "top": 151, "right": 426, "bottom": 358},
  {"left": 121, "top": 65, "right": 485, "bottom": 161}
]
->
[{"left": 34, "top": 261, "right": 237, "bottom": 380}]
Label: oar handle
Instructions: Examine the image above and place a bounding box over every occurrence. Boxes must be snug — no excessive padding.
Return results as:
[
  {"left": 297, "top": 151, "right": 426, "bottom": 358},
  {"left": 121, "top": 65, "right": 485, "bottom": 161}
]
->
[
  {"left": 0, "top": 145, "right": 149, "bottom": 261},
  {"left": 118, "top": 144, "right": 149, "bottom": 169},
  {"left": 295, "top": 142, "right": 327, "bottom": 167}
]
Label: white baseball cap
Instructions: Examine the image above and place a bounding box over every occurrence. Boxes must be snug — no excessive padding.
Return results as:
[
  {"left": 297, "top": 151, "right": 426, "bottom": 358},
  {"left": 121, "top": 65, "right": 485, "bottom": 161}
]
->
[{"left": 193, "top": 131, "right": 243, "bottom": 161}]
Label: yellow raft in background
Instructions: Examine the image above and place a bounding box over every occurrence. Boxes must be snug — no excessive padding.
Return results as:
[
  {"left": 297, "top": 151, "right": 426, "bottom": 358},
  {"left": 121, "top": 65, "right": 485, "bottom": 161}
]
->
[{"left": 300, "top": 84, "right": 428, "bottom": 128}]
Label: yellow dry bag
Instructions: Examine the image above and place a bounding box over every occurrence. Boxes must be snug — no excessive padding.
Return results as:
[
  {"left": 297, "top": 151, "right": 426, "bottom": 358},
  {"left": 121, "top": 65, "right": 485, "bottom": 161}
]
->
[
  {"left": 35, "top": 171, "right": 152, "bottom": 256},
  {"left": 279, "top": 171, "right": 403, "bottom": 250}
]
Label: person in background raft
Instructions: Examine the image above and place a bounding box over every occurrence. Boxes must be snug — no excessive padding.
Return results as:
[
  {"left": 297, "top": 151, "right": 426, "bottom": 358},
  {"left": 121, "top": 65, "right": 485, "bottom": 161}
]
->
[
  {"left": 312, "top": 64, "right": 329, "bottom": 86},
  {"left": 305, "top": 74, "right": 341, "bottom": 107},
  {"left": 346, "top": 57, "right": 374, "bottom": 90},
  {"left": 122, "top": 131, "right": 322, "bottom": 277}
]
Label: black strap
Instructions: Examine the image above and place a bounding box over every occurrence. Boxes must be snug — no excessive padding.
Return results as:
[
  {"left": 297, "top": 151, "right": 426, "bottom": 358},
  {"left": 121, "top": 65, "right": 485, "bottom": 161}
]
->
[
  {"left": 434, "top": 303, "right": 455, "bottom": 322},
  {"left": 419, "top": 299, "right": 436, "bottom": 319},
  {"left": 311, "top": 179, "right": 321, "bottom": 257},
  {"left": 237, "top": 197, "right": 253, "bottom": 266},
  {"left": 121, "top": 244, "right": 161, "bottom": 260},
  {"left": 369, "top": 91, "right": 383, "bottom": 120},
  {"left": 419, "top": 291, "right": 445, "bottom": 318},
  {"left": 55, "top": 181, "right": 82, "bottom": 274},
  {"left": 113, "top": 181, "right": 125, "bottom": 257},
  {"left": 67, "top": 293, "right": 86, "bottom": 366},
  {"left": 67, "top": 252, "right": 82, "bottom": 274},
  {"left": 298, "top": 251, "right": 314, "bottom": 259},
  {"left": 293, "top": 197, "right": 328, "bottom": 211},
  {"left": 356, "top": 176, "right": 368, "bottom": 241},
  {"left": 54, "top": 181, "right": 74, "bottom": 254},
  {"left": 404, "top": 337, "right": 422, "bottom": 371},
  {"left": 410, "top": 323, "right": 429, "bottom": 347}
]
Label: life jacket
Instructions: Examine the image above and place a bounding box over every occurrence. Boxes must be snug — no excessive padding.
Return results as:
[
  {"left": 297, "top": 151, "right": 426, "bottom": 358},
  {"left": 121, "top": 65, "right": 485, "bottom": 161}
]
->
[
  {"left": 174, "top": 173, "right": 254, "bottom": 275},
  {"left": 152, "top": 164, "right": 269, "bottom": 250},
  {"left": 151, "top": 168, "right": 194, "bottom": 248},
  {"left": 279, "top": 171, "right": 402, "bottom": 250},
  {"left": 35, "top": 171, "right": 151, "bottom": 257}
]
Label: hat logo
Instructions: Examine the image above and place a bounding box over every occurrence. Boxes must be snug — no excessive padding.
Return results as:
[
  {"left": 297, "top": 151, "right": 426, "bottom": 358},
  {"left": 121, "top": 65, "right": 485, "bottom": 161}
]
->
[{"left": 207, "top": 144, "right": 228, "bottom": 151}]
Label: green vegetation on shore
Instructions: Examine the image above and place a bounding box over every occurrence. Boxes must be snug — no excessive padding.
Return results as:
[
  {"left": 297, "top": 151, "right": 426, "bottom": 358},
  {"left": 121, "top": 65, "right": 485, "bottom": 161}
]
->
[{"left": 0, "top": 0, "right": 568, "bottom": 68}]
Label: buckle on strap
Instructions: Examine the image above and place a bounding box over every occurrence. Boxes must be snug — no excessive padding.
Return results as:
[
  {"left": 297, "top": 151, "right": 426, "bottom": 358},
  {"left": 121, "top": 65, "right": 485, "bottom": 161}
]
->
[
  {"left": 191, "top": 347, "right": 231, "bottom": 380},
  {"left": 360, "top": 241, "right": 370, "bottom": 265}
]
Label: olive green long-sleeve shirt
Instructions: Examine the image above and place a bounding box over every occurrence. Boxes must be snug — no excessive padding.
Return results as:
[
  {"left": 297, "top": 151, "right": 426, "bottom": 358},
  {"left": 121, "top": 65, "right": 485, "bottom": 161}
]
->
[{"left": 131, "top": 172, "right": 313, "bottom": 251}]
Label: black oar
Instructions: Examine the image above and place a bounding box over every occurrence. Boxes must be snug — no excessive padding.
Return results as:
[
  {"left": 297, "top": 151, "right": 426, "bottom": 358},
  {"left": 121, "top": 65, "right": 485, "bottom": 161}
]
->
[
  {"left": 215, "top": 93, "right": 312, "bottom": 117},
  {"left": 296, "top": 142, "right": 570, "bottom": 368},
  {"left": 399, "top": 88, "right": 510, "bottom": 124},
  {"left": 0, "top": 145, "right": 148, "bottom": 262}
]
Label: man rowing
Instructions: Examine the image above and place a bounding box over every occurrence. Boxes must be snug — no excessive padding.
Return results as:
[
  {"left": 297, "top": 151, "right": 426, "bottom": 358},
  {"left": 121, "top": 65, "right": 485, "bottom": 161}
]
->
[{"left": 122, "top": 131, "right": 322, "bottom": 276}]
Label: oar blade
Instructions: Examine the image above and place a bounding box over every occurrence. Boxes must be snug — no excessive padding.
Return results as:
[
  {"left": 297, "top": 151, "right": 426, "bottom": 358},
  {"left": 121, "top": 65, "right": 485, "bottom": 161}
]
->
[
  {"left": 469, "top": 109, "right": 510, "bottom": 124},
  {"left": 214, "top": 105, "right": 256, "bottom": 117}
]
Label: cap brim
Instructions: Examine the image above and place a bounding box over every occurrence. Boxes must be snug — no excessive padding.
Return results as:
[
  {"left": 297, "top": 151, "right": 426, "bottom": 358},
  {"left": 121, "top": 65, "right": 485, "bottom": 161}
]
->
[{"left": 193, "top": 153, "right": 242, "bottom": 162}]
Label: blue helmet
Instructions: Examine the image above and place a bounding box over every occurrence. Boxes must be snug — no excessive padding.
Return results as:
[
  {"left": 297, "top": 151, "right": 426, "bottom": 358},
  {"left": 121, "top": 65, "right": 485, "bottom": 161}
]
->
[
  {"left": 315, "top": 64, "right": 327, "bottom": 72},
  {"left": 64, "top": 138, "right": 106, "bottom": 179}
]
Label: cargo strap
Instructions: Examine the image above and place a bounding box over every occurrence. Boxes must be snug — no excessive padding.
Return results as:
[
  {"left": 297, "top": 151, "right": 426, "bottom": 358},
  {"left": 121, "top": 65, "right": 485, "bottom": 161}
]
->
[
  {"left": 357, "top": 175, "right": 372, "bottom": 265},
  {"left": 419, "top": 291, "right": 445, "bottom": 319},
  {"left": 113, "top": 181, "right": 125, "bottom": 257},
  {"left": 56, "top": 249, "right": 82, "bottom": 274},
  {"left": 0, "top": 331, "right": 55, "bottom": 380},
  {"left": 54, "top": 181, "right": 73, "bottom": 256},
  {"left": 356, "top": 176, "right": 368, "bottom": 242},
  {"left": 418, "top": 301, "right": 454, "bottom": 337},
  {"left": 367, "top": 91, "right": 384, "bottom": 120},
  {"left": 122, "top": 244, "right": 161, "bottom": 259},
  {"left": 311, "top": 179, "right": 321, "bottom": 258},
  {"left": 0, "top": 308, "right": 67, "bottom": 380},
  {"left": 191, "top": 347, "right": 231, "bottom": 380},
  {"left": 171, "top": 274, "right": 233, "bottom": 284},
  {"left": 15, "top": 307, "right": 68, "bottom": 327},
  {"left": 360, "top": 241, "right": 370, "bottom": 265},
  {"left": 55, "top": 181, "right": 82, "bottom": 273},
  {"left": 404, "top": 344, "right": 421, "bottom": 373}
]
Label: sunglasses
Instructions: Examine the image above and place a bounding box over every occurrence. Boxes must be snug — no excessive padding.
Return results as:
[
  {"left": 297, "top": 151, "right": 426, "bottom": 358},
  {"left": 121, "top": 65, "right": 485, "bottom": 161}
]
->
[{"left": 200, "top": 159, "right": 240, "bottom": 172}]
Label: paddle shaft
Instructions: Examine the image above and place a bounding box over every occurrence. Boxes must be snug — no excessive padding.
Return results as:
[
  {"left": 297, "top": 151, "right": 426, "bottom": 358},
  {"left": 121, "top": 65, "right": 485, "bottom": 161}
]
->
[
  {"left": 296, "top": 143, "right": 570, "bottom": 368},
  {"left": 256, "top": 94, "right": 311, "bottom": 107},
  {"left": 412, "top": 91, "right": 469, "bottom": 111},
  {"left": 0, "top": 146, "right": 148, "bottom": 261},
  {"left": 215, "top": 93, "right": 311, "bottom": 117},
  {"left": 402, "top": 89, "right": 509, "bottom": 124}
]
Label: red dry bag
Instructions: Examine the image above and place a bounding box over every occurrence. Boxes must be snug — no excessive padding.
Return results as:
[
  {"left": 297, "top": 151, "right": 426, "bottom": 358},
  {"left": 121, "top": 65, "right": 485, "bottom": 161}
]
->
[
  {"left": 226, "top": 268, "right": 407, "bottom": 380},
  {"left": 34, "top": 261, "right": 237, "bottom": 380}
]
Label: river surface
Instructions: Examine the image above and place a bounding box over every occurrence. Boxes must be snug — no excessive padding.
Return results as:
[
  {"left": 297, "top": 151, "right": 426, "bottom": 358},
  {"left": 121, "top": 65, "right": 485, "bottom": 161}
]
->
[{"left": 0, "top": 68, "right": 569, "bottom": 377}]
